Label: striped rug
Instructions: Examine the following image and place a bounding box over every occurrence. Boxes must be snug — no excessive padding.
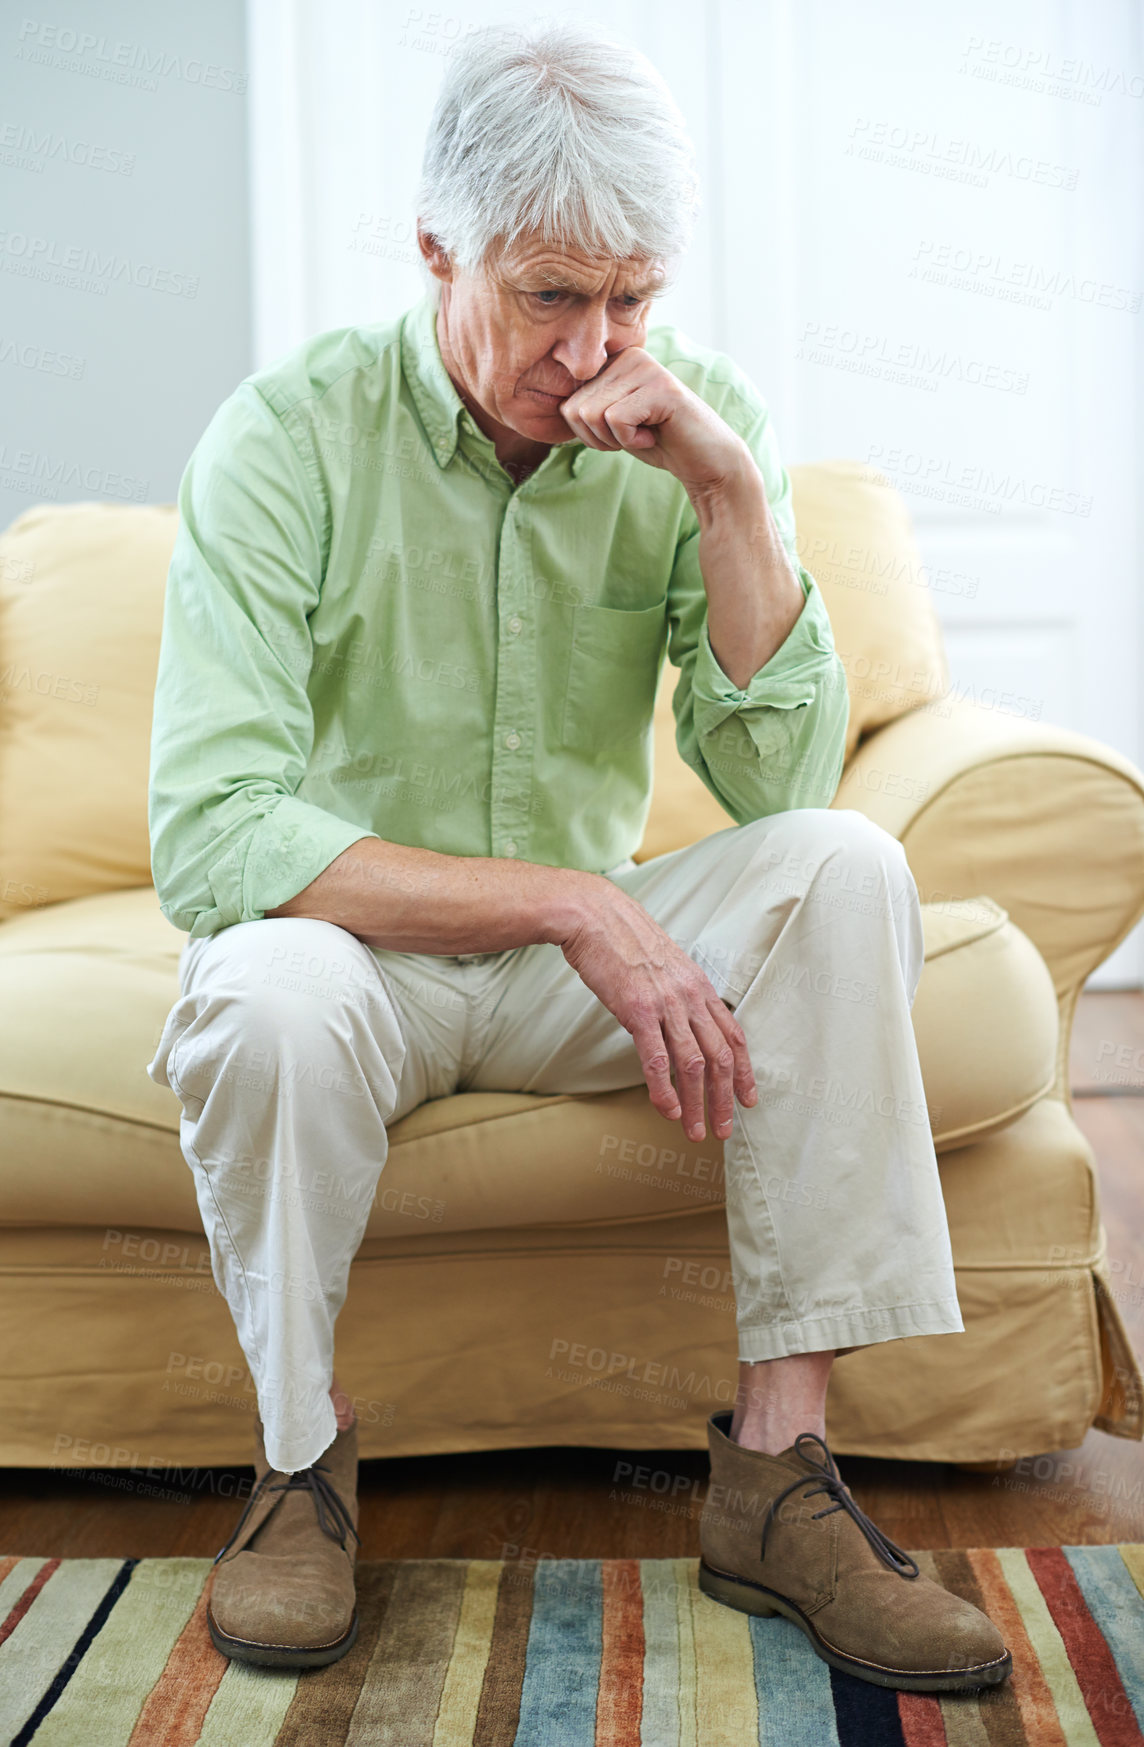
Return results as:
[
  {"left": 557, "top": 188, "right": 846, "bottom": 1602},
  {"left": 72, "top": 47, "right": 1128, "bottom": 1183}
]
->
[{"left": 1, "top": 1546, "right": 1142, "bottom": 1744}]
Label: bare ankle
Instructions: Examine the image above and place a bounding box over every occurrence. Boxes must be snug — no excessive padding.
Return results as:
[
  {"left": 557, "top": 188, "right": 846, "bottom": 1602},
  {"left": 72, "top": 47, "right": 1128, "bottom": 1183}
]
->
[
  {"left": 730, "top": 1412, "right": 824, "bottom": 1455},
  {"left": 731, "top": 1349, "right": 835, "bottom": 1454}
]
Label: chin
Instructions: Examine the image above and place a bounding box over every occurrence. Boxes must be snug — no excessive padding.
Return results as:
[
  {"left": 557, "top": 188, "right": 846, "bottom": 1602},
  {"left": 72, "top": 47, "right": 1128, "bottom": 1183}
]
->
[
  {"left": 511, "top": 390, "right": 565, "bottom": 415},
  {"left": 514, "top": 404, "right": 573, "bottom": 440}
]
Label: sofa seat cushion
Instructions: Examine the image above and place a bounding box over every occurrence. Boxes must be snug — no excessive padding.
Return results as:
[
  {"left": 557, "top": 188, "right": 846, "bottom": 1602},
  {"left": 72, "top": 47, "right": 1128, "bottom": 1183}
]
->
[{"left": 0, "top": 885, "right": 1058, "bottom": 1236}]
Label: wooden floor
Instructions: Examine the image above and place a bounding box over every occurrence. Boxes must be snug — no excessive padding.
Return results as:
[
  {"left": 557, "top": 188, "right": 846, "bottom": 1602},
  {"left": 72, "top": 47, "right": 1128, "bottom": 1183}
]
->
[{"left": 2, "top": 991, "right": 1143, "bottom": 1561}]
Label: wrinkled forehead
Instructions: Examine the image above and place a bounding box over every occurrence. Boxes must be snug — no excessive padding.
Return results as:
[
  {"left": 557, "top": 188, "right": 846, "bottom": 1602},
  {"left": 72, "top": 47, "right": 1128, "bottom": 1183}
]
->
[{"left": 485, "top": 234, "right": 668, "bottom": 299}]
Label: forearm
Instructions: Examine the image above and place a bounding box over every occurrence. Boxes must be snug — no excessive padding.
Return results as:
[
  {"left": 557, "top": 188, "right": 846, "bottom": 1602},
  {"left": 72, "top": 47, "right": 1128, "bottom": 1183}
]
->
[
  {"left": 264, "top": 834, "right": 599, "bottom": 954},
  {"left": 689, "top": 443, "right": 807, "bottom": 690}
]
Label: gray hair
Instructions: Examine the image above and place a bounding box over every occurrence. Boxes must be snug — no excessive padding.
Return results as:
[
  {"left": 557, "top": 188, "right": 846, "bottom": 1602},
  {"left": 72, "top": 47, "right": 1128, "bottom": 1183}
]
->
[{"left": 416, "top": 20, "right": 700, "bottom": 285}]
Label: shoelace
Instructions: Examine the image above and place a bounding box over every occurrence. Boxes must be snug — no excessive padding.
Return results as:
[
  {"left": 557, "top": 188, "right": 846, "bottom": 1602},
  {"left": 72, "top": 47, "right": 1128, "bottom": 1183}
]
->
[
  {"left": 214, "top": 1457, "right": 361, "bottom": 1564},
  {"left": 759, "top": 1432, "right": 919, "bottom": 1579}
]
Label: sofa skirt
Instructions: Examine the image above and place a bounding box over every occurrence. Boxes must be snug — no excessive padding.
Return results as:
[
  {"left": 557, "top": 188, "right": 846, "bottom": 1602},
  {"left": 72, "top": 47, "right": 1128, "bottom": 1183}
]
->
[{"left": 1, "top": 1097, "right": 1139, "bottom": 1469}]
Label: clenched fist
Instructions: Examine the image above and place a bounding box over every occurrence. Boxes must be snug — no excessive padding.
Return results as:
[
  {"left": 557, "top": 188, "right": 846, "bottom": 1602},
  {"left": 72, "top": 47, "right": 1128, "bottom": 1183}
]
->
[{"left": 558, "top": 345, "right": 752, "bottom": 501}]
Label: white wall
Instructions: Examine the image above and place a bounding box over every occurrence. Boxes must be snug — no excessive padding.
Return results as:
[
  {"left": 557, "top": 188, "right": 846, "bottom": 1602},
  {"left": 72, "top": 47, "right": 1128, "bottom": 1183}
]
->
[
  {"left": 0, "top": 2, "right": 253, "bottom": 518},
  {"left": 248, "top": 0, "right": 1144, "bottom": 986}
]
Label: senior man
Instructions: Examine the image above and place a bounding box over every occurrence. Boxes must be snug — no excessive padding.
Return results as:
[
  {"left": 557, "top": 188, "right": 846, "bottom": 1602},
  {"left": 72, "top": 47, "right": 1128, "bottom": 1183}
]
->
[{"left": 146, "top": 21, "right": 1009, "bottom": 1691}]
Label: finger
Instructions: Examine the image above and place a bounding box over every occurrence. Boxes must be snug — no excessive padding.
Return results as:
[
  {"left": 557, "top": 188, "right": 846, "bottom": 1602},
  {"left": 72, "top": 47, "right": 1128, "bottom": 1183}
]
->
[
  {"left": 686, "top": 1009, "right": 738, "bottom": 1140},
  {"left": 662, "top": 1010, "right": 710, "bottom": 1142},
  {"left": 563, "top": 373, "right": 659, "bottom": 450},
  {"left": 555, "top": 398, "right": 588, "bottom": 444},
  {"left": 556, "top": 401, "right": 589, "bottom": 445},
  {"left": 630, "top": 1019, "right": 681, "bottom": 1123},
  {"left": 706, "top": 996, "right": 757, "bottom": 1107},
  {"left": 561, "top": 395, "right": 623, "bottom": 450},
  {"left": 603, "top": 393, "right": 663, "bottom": 451},
  {"left": 574, "top": 389, "right": 659, "bottom": 451}
]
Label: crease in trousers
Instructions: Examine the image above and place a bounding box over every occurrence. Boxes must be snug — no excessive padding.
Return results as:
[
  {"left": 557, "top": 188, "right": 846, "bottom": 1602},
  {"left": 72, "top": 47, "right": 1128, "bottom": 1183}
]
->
[{"left": 146, "top": 807, "right": 964, "bottom": 1473}]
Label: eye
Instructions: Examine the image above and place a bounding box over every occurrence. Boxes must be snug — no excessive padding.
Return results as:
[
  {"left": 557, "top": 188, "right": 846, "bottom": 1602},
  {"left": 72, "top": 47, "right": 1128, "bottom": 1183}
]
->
[{"left": 534, "top": 289, "right": 564, "bottom": 306}]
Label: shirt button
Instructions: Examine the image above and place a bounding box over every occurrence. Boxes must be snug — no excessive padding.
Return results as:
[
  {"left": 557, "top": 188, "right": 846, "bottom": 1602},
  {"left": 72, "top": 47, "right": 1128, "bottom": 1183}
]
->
[
  {"left": 505, "top": 731, "right": 521, "bottom": 750},
  {"left": 507, "top": 616, "right": 523, "bottom": 635},
  {"left": 504, "top": 840, "right": 518, "bottom": 857}
]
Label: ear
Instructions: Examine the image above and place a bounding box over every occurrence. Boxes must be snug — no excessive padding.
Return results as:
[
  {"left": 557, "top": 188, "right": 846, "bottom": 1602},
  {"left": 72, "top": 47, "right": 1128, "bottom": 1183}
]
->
[{"left": 417, "top": 224, "right": 453, "bottom": 284}]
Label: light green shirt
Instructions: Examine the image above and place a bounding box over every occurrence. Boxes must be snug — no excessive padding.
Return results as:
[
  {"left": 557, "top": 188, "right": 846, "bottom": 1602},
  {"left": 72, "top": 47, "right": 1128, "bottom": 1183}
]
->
[{"left": 148, "top": 291, "right": 849, "bottom": 938}]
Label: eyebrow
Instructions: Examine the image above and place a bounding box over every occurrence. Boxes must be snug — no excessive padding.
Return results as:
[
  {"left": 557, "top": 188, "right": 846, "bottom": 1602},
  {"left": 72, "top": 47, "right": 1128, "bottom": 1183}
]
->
[{"left": 523, "top": 271, "right": 665, "bottom": 298}]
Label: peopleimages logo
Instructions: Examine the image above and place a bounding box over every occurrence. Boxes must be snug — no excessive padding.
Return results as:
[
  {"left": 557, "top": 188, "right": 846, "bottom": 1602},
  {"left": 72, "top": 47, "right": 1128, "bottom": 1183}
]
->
[
  {"left": 909, "top": 241, "right": 1141, "bottom": 315},
  {"left": 0, "top": 443, "right": 147, "bottom": 502},
  {"left": 958, "top": 36, "right": 1144, "bottom": 104},
  {"left": 845, "top": 118, "right": 1079, "bottom": 191},
  {"left": 0, "top": 119, "right": 135, "bottom": 174},
  {"left": 0, "top": 335, "right": 85, "bottom": 378},
  {"left": 0, "top": 230, "right": 199, "bottom": 297},
  {"left": 795, "top": 322, "right": 1029, "bottom": 396},
  {"left": 14, "top": 19, "right": 248, "bottom": 94},
  {"left": 866, "top": 445, "right": 1093, "bottom": 519}
]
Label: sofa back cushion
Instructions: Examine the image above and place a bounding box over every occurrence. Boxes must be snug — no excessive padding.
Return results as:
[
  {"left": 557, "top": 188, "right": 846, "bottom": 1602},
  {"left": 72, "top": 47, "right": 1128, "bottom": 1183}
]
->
[
  {"left": 0, "top": 501, "right": 176, "bottom": 922},
  {"left": 636, "top": 459, "right": 949, "bottom": 861},
  {"left": 791, "top": 459, "right": 949, "bottom": 755},
  {"left": 0, "top": 459, "right": 948, "bottom": 919}
]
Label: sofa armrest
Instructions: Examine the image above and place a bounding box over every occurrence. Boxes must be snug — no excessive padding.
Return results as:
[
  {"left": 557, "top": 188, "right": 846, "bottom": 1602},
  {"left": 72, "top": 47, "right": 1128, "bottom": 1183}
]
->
[{"left": 833, "top": 694, "right": 1144, "bottom": 1019}]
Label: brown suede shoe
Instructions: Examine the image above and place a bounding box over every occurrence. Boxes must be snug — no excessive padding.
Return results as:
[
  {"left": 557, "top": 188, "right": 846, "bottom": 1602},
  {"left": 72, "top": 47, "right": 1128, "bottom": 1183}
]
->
[
  {"left": 207, "top": 1417, "right": 361, "bottom": 1669},
  {"left": 699, "top": 1410, "right": 1012, "bottom": 1693}
]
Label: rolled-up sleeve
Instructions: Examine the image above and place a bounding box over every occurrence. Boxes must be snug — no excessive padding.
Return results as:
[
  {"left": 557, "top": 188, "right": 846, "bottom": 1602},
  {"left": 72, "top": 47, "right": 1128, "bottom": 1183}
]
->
[
  {"left": 148, "top": 383, "right": 379, "bottom": 938},
  {"left": 665, "top": 389, "right": 850, "bottom": 823}
]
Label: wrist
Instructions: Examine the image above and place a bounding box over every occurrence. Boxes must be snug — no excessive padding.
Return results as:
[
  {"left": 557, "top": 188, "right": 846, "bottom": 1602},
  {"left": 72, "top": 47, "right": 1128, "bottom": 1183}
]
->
[
  {"left": 532, "top": 865, "right": 607, "bottom": 949},
  {"left": 685, "top": 437, "right": 759, "bottom": 528}
]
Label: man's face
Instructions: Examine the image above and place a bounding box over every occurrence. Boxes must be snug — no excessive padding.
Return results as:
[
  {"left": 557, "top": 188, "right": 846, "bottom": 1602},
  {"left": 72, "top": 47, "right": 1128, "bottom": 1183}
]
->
[{"left": 421, "top": 228, "right": 666, "bottom": 451}]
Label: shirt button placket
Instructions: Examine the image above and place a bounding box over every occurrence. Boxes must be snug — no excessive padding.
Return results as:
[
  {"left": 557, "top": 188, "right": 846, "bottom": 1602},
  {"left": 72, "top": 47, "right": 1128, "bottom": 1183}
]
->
[{"left": 491, "top": 492, "right": 533, "bottom": 862}]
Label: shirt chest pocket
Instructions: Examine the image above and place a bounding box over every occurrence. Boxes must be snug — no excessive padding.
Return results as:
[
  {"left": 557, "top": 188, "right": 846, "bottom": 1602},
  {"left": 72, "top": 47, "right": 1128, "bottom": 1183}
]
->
[{"left": 561, "top": 595, "right": 669, "bottom": 754}]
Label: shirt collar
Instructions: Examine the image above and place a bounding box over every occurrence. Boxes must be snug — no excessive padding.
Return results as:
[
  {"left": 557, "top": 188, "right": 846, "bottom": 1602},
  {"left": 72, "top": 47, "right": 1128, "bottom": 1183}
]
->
[{"left": 400, "top": 291, "right": 590, "bottom": 477}]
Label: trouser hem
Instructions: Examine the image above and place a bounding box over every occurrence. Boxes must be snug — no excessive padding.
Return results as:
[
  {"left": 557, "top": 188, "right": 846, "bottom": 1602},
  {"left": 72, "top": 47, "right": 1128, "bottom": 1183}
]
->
[
  {"left": 736, "top": 1297, "right": 965, "bottom": 1364},
  {"left": 262, "top": 1395, "right": 340, "bottom": 1476}
]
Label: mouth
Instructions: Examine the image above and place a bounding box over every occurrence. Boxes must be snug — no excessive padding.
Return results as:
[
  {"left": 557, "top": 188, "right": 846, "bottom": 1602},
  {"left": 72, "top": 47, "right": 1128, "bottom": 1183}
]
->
[{"left": 521, "top": 385, "right": 570, "bottom": 404}]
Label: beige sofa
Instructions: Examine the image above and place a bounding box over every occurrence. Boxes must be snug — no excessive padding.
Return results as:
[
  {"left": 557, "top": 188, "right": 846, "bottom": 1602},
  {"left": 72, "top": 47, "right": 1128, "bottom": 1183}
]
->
[{"left": 1, "top": 461, "right": 1141, "bottom": 1470}]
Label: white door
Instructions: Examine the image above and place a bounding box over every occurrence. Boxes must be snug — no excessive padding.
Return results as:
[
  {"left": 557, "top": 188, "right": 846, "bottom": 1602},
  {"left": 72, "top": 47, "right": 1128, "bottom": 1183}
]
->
[{"left": 716, "top": 0, "right": 1144, "bottom": 987}]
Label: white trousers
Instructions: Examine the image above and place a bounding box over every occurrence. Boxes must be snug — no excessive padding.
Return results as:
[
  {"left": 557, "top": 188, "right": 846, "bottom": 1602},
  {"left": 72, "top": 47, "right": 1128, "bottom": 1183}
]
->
[{"left": 147, "top": 809, "right": 964, "bottom": 1473}]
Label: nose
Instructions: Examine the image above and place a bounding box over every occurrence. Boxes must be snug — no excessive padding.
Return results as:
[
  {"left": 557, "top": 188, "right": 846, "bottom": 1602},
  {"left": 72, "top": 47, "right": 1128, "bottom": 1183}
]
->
[{"left": 550, "top": 305, "right": 611, "bottom": 384}]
